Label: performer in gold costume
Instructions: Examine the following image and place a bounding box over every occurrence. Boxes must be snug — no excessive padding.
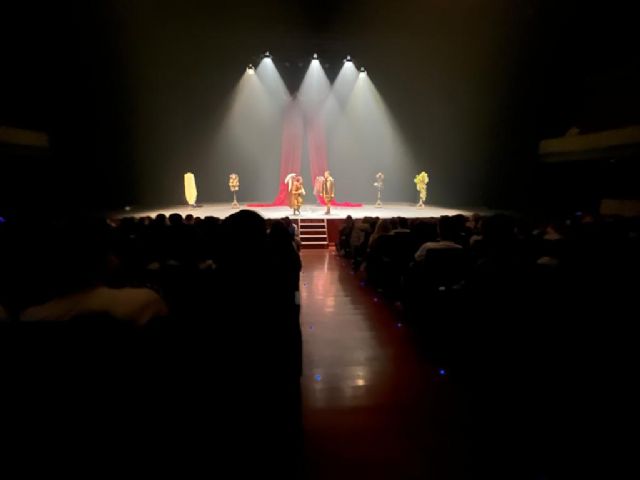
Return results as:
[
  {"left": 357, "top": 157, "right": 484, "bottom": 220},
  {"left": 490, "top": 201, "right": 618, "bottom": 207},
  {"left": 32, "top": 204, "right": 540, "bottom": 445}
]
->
[
  {"left": 291, "top": 176, "right": 305, "bottom": 215},
  {"left": 313, "top": 176, "right": 324, "bottom": 205},
  {"left": 284, "top": 173, "right": 298, "bottom": 211},
  {"left": 229, "top": 173, "right": 240, "bottom": 208},
  {"left": 321, "top": 170, "right": 335, "bottom": 214},
  {"left": 414, "top": 171, "right": 429, "bottom": 208}
]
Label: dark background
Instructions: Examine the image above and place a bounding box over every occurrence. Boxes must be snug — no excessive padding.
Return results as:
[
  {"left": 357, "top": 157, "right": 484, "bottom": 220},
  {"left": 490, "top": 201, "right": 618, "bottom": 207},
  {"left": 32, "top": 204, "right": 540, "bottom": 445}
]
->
[{"left": 1, "top": 0, "right": 638, "bottom": 213}]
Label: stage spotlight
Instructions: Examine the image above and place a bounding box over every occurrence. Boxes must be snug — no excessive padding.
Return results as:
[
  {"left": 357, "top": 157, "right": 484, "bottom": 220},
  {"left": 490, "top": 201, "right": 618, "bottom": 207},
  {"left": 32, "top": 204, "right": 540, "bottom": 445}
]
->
[
  {"left": 247, "top": 64, "right": 255, "bottom": 74},
  {"left": 313, "top": 53, "right": 318, "bottom": 60},
  {"left": 359, "top": 66, "right": 367, "bottom": 77},
  {"left": 263, "top": 50, "right": 271, "bottom": 58},
  {"left": 344, "top": 55, "right": 352, "bottom": 62}
]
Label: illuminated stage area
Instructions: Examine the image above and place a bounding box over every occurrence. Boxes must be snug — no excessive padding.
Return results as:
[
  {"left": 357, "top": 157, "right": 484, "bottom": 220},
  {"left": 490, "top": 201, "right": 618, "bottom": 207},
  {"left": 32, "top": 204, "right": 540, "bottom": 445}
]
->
[
  {"left": 199, "top": 53, "right": 426, "bottom": 212},
  {"left": 117, "top": 202, "right": 485, "bottom": 220},
  {"left": 117, "top": 54, "right": 492, "bottom": 224}
]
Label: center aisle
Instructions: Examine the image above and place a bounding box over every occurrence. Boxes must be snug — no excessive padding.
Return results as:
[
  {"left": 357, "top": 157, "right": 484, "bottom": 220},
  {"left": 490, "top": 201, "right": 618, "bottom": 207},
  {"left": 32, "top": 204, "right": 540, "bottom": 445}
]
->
[{"left": 299, "top": 250, "right": 464, "bottom": 479}]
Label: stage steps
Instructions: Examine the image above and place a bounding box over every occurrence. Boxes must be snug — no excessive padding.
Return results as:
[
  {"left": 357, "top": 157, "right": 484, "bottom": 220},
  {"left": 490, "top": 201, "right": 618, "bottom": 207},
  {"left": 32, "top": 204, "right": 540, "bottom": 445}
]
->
[{"left": 296, "top": 218, "right": 329, "bottom": 249}]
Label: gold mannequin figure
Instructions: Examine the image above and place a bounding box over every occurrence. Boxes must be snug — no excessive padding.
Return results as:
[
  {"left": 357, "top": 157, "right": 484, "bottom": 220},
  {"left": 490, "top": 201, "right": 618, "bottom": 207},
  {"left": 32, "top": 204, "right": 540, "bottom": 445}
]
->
[
  {"left": 414, "top": 171, "right": 429, "bottom": 208},
  {"left": 291, "top": 176, "right": 305, "bottom": 215},
  {"left": 184, "top": 172, "right": 197, "bottom": 206},
  {"left": 229, "top": 173, "right": 240, "bottom": 208},
  {"left": 321, "top": 170, "right": 335, "bottom": 214},
  {"left": 374, "top": 172, "right": 384, "bottom": 207}
]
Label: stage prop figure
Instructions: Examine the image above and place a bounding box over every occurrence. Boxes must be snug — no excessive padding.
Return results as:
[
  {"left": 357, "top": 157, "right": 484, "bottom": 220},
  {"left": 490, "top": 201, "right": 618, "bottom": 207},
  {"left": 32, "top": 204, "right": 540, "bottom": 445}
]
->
[
  {"left": 184, "top": 172, "right": 197, "bottom": 207},
  {"left": 374, "top": 172, "right": 384, "bottom": 208},
  {"left": 291, "top": 176, "right": 305, "bottom": 215},
  {"left": 414, "top": 171, "right": 429, "bottom": 208},
  {"left": 320, "top": 170, "right": 335, "bottom": 214},
  {"left": 229, "top": 173, "right": 240, "bottom": 208}
]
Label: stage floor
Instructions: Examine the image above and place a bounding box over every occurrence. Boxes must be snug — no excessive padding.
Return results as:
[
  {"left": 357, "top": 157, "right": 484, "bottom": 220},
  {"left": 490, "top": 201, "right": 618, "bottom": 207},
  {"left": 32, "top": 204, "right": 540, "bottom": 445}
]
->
[{"left": 116, "top": 202, "right": 488, "bottom": 220}]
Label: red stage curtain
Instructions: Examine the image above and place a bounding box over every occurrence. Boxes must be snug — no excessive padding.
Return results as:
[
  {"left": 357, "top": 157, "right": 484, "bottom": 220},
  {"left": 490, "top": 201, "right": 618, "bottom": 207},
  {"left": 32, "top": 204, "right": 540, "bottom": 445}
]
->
[
  {"left": 308, "top": 118, "right": 363, "bottom": 207},
  {"left": 248, "top": 102, "right": 303, "bottom": 207},
  {"left": 249, "top": 102, "right": 362, "bottom": 208}
]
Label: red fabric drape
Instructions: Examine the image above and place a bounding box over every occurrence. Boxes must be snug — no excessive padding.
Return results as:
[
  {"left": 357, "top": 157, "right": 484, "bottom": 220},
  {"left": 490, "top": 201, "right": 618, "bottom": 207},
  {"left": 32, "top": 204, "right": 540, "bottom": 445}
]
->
[
  {"left": 307, "top": 118, "right": 363, "bottom": 207},
  {"left": 248, "top": 102, "right": 303, "bottom": 207},
  {"left": 307, "top": 119, "right": 328, "bottom": 204},
  {"left": 249, "top": 100, "right": 362, "bottom": 208}
]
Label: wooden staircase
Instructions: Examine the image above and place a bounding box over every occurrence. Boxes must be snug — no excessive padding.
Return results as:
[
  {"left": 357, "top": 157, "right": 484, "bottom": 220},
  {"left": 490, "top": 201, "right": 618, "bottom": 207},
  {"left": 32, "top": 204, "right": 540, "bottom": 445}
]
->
[{"left": 296, "top": 218, "right": 329, "bottom": 249}]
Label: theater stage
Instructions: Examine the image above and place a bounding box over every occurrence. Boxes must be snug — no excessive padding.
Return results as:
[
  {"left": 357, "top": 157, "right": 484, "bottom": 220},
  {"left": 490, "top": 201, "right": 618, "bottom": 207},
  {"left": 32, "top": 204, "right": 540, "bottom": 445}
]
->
[{"left": 116, "top": 202, "right": 487, "bottom": 220}]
